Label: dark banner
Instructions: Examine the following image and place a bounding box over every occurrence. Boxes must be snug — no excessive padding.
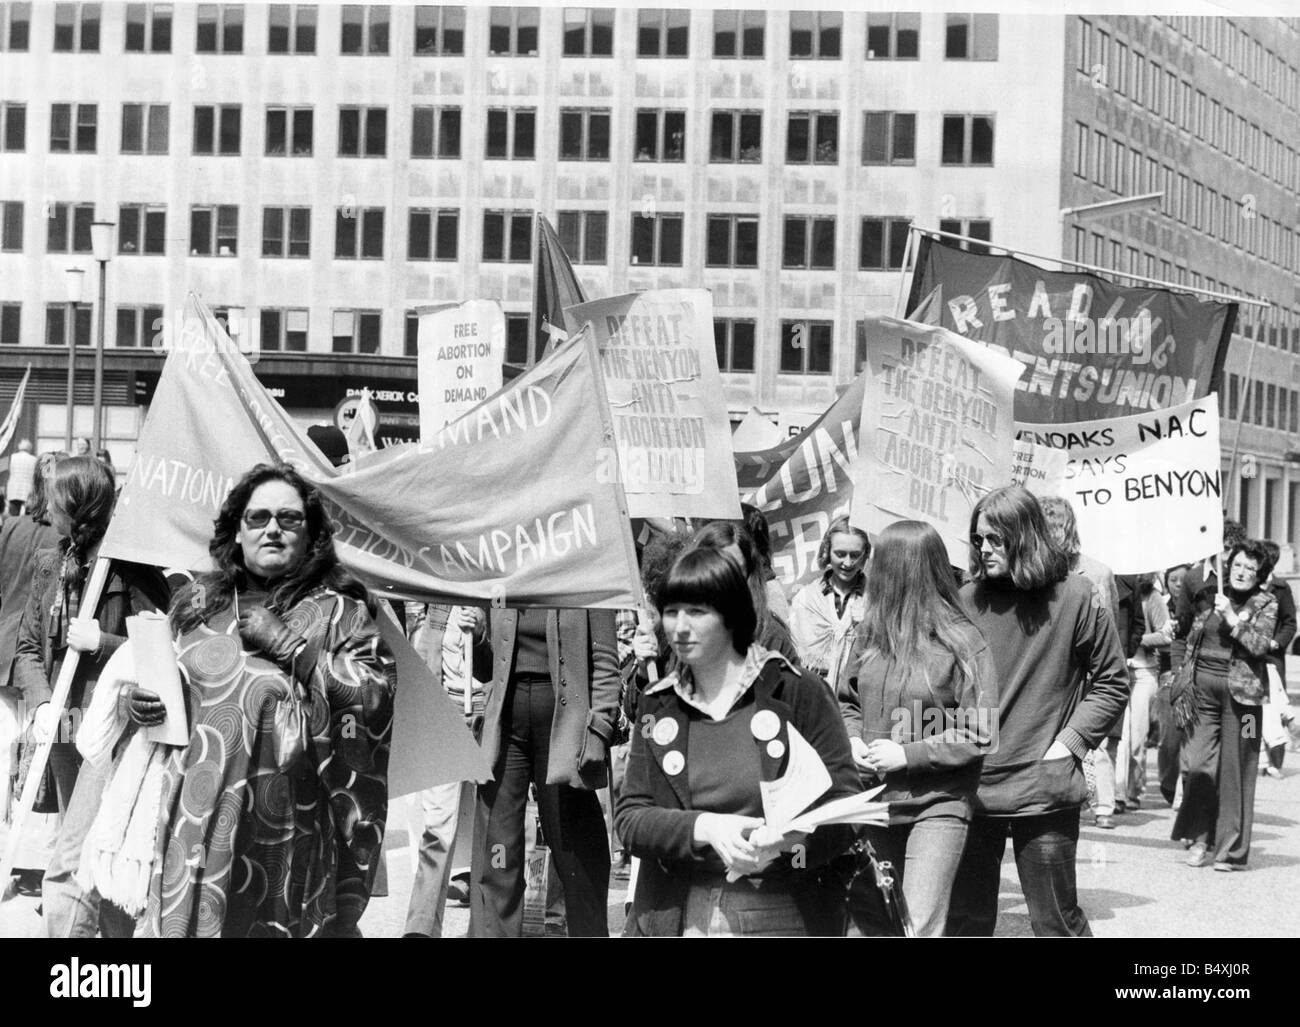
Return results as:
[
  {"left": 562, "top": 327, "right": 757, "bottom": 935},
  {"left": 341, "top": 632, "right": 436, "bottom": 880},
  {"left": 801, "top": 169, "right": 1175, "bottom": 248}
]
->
[{"left": 905, "top": 235, "right": 1236, "bottom": 423}]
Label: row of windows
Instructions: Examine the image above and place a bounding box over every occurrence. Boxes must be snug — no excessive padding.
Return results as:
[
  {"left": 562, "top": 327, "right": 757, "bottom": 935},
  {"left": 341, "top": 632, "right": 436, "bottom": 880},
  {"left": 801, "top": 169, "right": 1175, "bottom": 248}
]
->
[
  {"left": 1156, "top": 16, "right": 1300, "bottom": 112},
  {"left": 0, "top": 4, "right": 999, "bottom": 61},
  {"left": 1077, "top": 21, "right": 1300, "bottom": 192},
  {"left": 0, "top": 299, "right": 855, "bottom": 376},
  {"left": 2, "top": 201, "right": 974, "bottom": 272},
  {"left": 0, "top": 102, "right": 995, "bottom": 167},
  {"left": 1225, "top": 374, "right": 1300, "bottom": 434},
  {"left": 1072, "top": 126, "right": 1300, "bottom": 271}
]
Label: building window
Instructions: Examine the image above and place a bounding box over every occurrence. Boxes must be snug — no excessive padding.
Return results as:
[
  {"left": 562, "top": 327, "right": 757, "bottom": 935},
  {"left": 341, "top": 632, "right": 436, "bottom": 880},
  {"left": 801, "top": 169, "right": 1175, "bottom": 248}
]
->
[
  {"left": 862, "top": 111, "right": 915, "bottom": 165},
  {"left": 779, "top": 320, "right": 832, "bottom": 374},
  {"left": 783, "top": 216, "right": 835, "bottom": 269},
  {"left": 415, "top": 5, "right": 464, "bottom": 54},
  {"left": 941, "top": 114, "right": 994, "bottom": 165},
  {"left": 786, "top": 112, "right": 837, "bottom": 164},
  {"left": 866, "top": 12, "right": 919, "bottom": 59},
  {"left": 50, "top": 103, "right": 96, "bottom": 153},
  {"left": 125, "top": 4, "right": 172, "bottom": 51},
  {"left": 945, "top": 13, "right": 998, "bottom": 59},
  {"left": 260, "top": 308, "right": 308, "bottom": 352},
  {"left": 408, "top": 208, "right": 458, "bottom": 261},
  {"left": 265, "top": 106, "right": 312, "bottom": 156},
  {"left": 45, "top": 202, "right": 94, "bottom": 253},
  {"left": 195, "top": 3, "right": 243, "bottom": 53},
  {"left": 504, "top": 313, "right": 529, "bottom": 364},
  {"left": 1, "top": 103, "right": 25, "bottom": 151},
  {"left": 485, "top": 108, "right": 536, "bottom": 159},
  {"left": 557, "top": 210, "right": 607, "bottom": 264},
  {"left": 714, "top": 319, "right": 756, "bottom": 372},
  {"left": 332, "top": 309, "right": 381, "bottom": 354},
  {"left": 0, "top": 304, "right": 20, "bottom": 345},
  {"left": 488, "top": 6, "right": 537, "bottom": 56},
  {"left": 121, "top": 103, "right": 168, "bottom": 154},
  {"left": 713, "top": 9, "right": 762, "bottom": 58},
  {"left": 710, "top": 110, "right": 761, "bottom": 163},
  {"left": 559, "top": 108, "right": 610, "bottom": 160},
  {"left": 46, "top": 303, "right": 93, "bottom": 348},
  {"left": 634, "top": 109, "right": 686, "bottom": 161},
  {"left": 2, "top": 2, "right": 31, "bottom": 51},
  {"left": 262, "top": 207, "right": 310, "bottom": 258},
  {"left": 404, "top": 311, "right": 419, "bottom": 357},
  {"left": 860, "top": 217, "right": 911, "bottom": 270},
  {"left": 334, "top": 207, "right": 384, "bottom": 259},
  {"left": 562, "top": 7, "right": 613, "bottom": 56},
  {"left": 189, "top": 204, "right": 238, "bottom": 256},
  {"left": 193, "top": 104, "right": 240, "bottom": 155},
  {"left": 705, "top": 215, "right": 759, "bottom": 268},
  {"left": 268, "top": 4, "right": 316, "bottom": 53},
  {"left": 340, "top": 3, "right": 388, "bottom": 54},
  {"left": 52, "top": 3, "right": 100, "bottom": 52},
  {"left": 411, "top": 106, "right": 461, "bottom": 158},
  {"left": 638, "top": 8, "right": 688, "bottom": 57},
  {"left": 338, "top": 106, "right": 386, "bottom": 157},
  {"left": 630, "top": 214, "right": 683, "bottom": 266},
  {"left": 939, "top": 218, "right": 992, "bottom": 254},
  {"left": 115, "top": 305, "right": 163, "bottom": 348},
  {"left": 1, "top": 201, "right": 21, "bottom": 251},
  {"left": 482, "top": 211, "right": 532, "bottom": 262},
  {"left": 789, "top": 10, "right": 840, "bottom": 59}
]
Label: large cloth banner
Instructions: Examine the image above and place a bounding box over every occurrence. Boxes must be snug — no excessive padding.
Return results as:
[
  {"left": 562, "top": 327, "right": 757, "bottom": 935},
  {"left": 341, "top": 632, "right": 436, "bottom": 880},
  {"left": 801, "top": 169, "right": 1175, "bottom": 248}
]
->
[
  {"left": 1011, "top": 439, "right": 1068, "bottom": 497},
  {"left": 0, "top": 364, "right": 31, "bottom": 455},
  {"left": 1015, "top": 395, "right": 1223, "bottom": 574},
  {"left": 418, "top": 300, "right": 506, "bottom": 435},
  {"left": 101, "top": 296, "right": 645, "bottom": 611},
  {"left": 851, "top": 315, "right": 1025, "bottom": 568},
  {"left": 741, "top": 376, "right": 865, "bottom": 590},
  {"left": 566, "top": 288, "right": 742, "bottom": 521},
  {"left": 906, "top": 235, "right": 1236, "bottom": 423}
]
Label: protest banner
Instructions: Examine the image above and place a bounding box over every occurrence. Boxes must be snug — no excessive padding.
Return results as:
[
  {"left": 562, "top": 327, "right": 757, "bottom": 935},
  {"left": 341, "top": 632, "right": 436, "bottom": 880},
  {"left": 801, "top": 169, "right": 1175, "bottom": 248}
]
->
[
  {"left": 906, "top": 235, "right": 1236, "bottom": 423},
  {"left": 1011, "top": 439, "right": 1068, "bottom": 497},
  {"left": 851, "top": 315, "right": 1025, "bottom": 568},
  {"left": 565, "top": 288, "right": 742, "bottom": 521},
  {"left": 1015, "top": 394, "right": 1223, "bottom": 574},
  {"left": 741, "top": 376, "right": 864, "bottom": 590},
  {"left": 418, "top": 300, "right": 506, "bottom": 435},
  {"left": 0, "top": 364, "right": 31, "bottom": 455},
  {"left": 534, "top": 213, "right": 586, "bottom": 358},
  {"left": 731, "top": 407, "right": 782, "bottom": 453}
]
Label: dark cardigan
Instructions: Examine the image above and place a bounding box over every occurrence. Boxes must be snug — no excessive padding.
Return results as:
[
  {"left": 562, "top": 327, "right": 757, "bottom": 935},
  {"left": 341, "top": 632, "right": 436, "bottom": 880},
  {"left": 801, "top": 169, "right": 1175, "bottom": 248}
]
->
[{"left": 615, "top": 651, "right": 861, "bottom": 936}]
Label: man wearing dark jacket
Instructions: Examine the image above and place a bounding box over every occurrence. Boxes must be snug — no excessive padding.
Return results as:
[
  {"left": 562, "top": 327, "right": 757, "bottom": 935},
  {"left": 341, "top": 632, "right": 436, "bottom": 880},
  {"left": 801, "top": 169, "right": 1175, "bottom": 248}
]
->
[{"left": 947, "top": 487, "right": 1130, "bottom": 937}]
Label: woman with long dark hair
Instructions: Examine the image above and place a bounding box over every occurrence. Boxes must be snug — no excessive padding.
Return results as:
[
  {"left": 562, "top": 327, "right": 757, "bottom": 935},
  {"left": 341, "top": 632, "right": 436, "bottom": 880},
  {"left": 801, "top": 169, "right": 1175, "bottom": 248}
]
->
[
  {"left": 838, "top": 520, "right": 996, "bottom": 936},
  {"left": 12, "top": 455, "right": 169, "bottom": 934},
  {"left": 1172, "top": 540, "right": 1276, "bottom": 870},
  {"left": 126, "top": 462, "right": 396, "bottom": 936},
  {"left": 616, "top": 546, "right": 859, "bottom": 936},
  {"left": 790, "top": 515, "right": 870, "bottom": 689},
  {"left": 946, "top": 485, "right": 1129, "bottom": 937}
]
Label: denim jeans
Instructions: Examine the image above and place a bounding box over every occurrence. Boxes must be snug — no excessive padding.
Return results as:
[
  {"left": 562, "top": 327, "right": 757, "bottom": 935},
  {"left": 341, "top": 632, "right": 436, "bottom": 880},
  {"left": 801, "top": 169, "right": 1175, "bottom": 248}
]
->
[
  {"left": 946, "top": 807, "right": 1092, "bottom": 937},
  {"left": 682, "top": 877, "right": 808, "bottom": 937},
  {"left": 848, "top": 815, "right": 968, "bottom": 937},
  {"left": 1090, "top": 741, "right": 1119, "bottom": 816},
  {"left": 1117, "top": 666, "right": 1158, "bottom": 803},
  {"left": 403, "top": 779, "right": 474, "bottom": 937},
  {"left": 42, "top": 757, "right": 134, "bottom": 938}
]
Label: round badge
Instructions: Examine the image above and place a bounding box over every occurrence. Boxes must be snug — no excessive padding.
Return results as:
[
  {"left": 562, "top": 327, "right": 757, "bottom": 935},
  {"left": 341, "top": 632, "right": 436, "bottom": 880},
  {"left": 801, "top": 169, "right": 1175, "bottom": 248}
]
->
[
  {"left": 750, "top": 710, "right": 780, "bottom": 742},
  {"left": 766, "top": 739, "right": 786, "bottom": 760},
  {"left": 662, "top": 750, "right": 685, "bottom": 776},
  {"left": 652, "top": 717, "right": 679, "bottom": 746}
]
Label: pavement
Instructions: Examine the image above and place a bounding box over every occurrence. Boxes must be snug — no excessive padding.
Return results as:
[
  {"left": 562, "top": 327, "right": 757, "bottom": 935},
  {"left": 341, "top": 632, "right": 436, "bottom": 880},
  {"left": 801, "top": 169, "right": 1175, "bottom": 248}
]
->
[{"left": 3, "top": 749, "right": 1297, "bottom": 938}]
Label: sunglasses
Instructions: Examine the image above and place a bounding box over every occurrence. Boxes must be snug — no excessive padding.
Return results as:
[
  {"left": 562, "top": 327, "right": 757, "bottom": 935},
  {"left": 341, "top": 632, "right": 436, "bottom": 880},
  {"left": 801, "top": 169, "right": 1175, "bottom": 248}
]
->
[
  {"left": 242, "top": 508, "right": 306, "bottom": 531},
  {"left": 970, "top": 531, "right": 1008, "bottom": 551}
]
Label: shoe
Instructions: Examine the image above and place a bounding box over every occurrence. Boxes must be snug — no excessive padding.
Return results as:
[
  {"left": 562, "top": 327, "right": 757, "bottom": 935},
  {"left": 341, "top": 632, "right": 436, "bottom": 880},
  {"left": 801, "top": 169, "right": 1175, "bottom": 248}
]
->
[
  {"left": 1263, "top": 767, "right": 1283, "bottom": 779},
  {"left": 1180, "top": 838, "right": 1194, "bottom": 849},
  {"left": 1213, "top": 861, "right": 1240, "bottom": 872},
  {"left": 11, "top": 872, "right": 41, "bottom": 898},
  {"left": 1113, "top": 801, "right": 1127, "bottom": 814},
  {"left": 1186, "top": 843, "right": 1212, "bottom": 867},
  {"left": 1127, "top": 796, "right": 1142, "bottom": 810},
  {"left": 446, "top": 873, "right": 470, "bottom": 907},
  {"left": 1095, "top": 814, "right": 1115, "bottom": 830}
]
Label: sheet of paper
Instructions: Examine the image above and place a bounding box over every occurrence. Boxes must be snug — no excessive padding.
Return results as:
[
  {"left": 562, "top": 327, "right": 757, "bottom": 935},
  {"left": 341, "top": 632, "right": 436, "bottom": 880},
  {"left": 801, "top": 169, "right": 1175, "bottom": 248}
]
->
[
  {"left": 759, "top": 722, "right": 832, "bottom": 831},
  {"left": 127, "top": 612, "right": 189, "bottom": 747}
]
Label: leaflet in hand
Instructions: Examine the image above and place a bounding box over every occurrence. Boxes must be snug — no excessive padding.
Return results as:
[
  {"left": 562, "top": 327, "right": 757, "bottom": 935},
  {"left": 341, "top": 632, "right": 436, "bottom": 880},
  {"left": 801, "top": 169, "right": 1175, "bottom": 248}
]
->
[{"left": 127, "top": 612, "right": 189, "bottom": 747}]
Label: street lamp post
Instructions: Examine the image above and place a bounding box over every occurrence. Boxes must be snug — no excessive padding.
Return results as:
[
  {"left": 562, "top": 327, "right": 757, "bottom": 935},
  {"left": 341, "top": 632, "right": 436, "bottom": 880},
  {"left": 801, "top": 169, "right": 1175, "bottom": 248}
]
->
[
  {"left": 63, "top": 267, "right": 86, "bottom": 452},
  {"left": 89, "top": 220, "right": 115, "bottom": 453}
]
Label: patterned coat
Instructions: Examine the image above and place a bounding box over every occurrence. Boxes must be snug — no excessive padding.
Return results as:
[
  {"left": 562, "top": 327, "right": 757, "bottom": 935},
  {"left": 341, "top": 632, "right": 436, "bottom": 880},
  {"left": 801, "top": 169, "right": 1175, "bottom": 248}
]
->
[
  {"left": 139, "top": 586, "right": 396, "bottom": 938},
  {"left": 1185, "top": 589, "right": 1277, "bottom": 706}
]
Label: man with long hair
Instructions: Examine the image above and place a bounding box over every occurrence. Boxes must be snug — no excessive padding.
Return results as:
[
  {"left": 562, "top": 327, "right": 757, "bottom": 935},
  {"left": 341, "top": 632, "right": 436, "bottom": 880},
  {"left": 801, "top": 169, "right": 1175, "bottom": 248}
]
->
[{"left": 946, "top": 485, "right": 1129, "bottom": 937}]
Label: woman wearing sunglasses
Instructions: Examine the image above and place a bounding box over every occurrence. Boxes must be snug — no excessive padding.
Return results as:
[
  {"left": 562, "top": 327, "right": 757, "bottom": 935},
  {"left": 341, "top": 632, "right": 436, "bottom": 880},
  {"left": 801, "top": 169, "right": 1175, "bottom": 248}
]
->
[
  {"left": 945, "top": 486, "right": 1129, "bottom": 937},
  {"left": 123, "top": 463, "right": 396, "bottom": 937}
]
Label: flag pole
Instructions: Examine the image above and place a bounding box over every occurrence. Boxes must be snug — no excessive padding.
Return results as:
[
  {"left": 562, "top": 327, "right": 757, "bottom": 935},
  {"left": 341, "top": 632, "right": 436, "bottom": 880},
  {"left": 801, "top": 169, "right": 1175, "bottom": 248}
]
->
[
  {"left": 1225, "top": 316, "right": 1261, "bottom": 524},
  {"left": 894, "top": 226, "right": 918, "bottom": 318},
  {"left": 0, "top": 557, "right": 111, "bottom": 902}
]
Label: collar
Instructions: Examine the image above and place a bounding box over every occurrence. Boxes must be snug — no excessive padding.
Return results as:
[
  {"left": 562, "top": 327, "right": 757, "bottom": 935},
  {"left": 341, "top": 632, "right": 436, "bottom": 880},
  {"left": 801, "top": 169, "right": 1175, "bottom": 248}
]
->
[
  {"left": 820, "top": 568, "right": 865, "bottom": 597},
  {"left": 645, "top": 643, "right": 796, "bottom": 718}
]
